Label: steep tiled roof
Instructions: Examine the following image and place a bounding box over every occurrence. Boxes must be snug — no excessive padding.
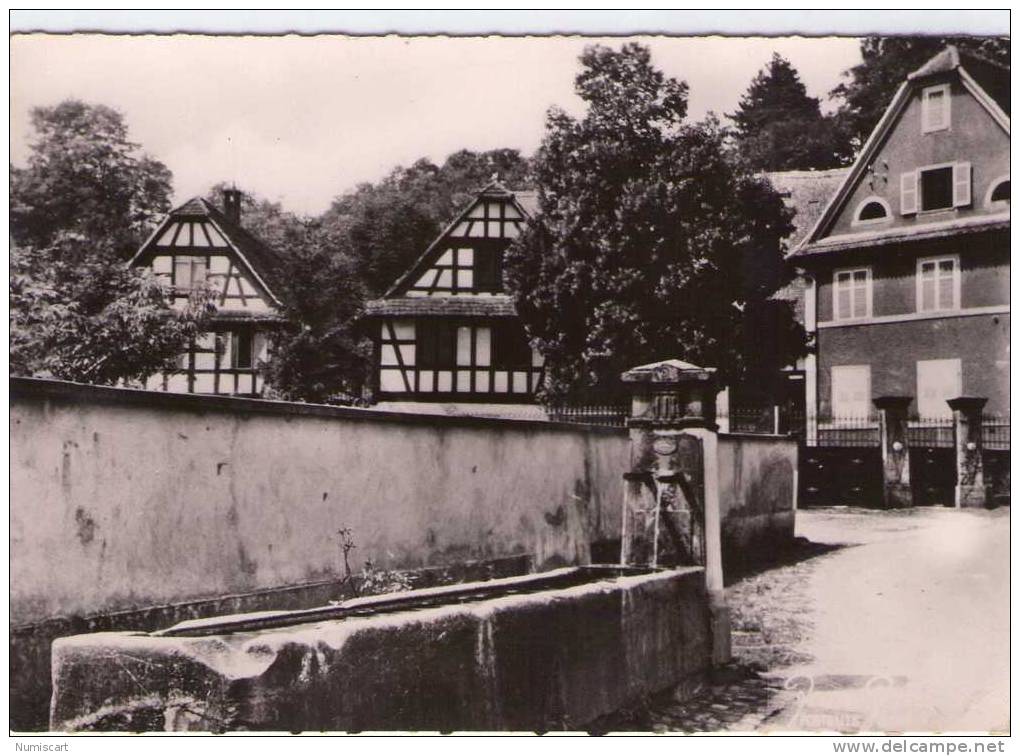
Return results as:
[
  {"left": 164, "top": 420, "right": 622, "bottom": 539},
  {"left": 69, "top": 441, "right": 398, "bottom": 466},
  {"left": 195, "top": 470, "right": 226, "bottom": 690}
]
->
[
  {"left": 364, "top": 295, "right": 519, "bottom": 318},
  {"left": 514, "top": 189, "right": 539, "bottom": 217},
  {"left": 765, "top": 169, "right": 849, "bottom": 250},
  {"left": 167, "top": 197, "right": 288, "bottom": 300},
  {"left": 764, "top": 169, "right": 848, "bottom": 323}
]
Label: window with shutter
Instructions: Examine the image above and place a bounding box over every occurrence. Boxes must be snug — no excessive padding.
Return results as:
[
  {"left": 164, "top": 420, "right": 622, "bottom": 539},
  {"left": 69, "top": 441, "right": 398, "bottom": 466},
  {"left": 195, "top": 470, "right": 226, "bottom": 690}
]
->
[
  {"left": 952, "top": 162, "right": 972, "bottom": 207},
  {"left": 916, "top": 256, "right": 959, "bottom": 312},
  {"left": 833, "top": 268, "right": 871, "bottom": 321},
  {"left": 921, "top": 84, "right": 951, "bottom": 133},
  {"left": 900, "top": 172, "right": 918, "bottom": 214}
]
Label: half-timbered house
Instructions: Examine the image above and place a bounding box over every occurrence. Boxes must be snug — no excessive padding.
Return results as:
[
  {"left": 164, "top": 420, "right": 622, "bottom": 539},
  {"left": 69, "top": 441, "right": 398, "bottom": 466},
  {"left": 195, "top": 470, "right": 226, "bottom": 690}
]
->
[
  {"left": 129, "top": 189, "right": 288, "bottom": 396},
  {"left": 363, "top": 181, "right": 545, "bottom": 410}
]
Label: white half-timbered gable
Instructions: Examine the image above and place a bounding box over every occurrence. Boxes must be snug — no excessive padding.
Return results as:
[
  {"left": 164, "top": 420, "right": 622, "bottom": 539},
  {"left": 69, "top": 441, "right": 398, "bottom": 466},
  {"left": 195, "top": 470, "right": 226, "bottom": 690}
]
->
[
  {"left": 129, "top": 191, "right": 288, "bottom": 397},
  {"left": 365, "top": 181, "right": 545, "bottom": 403}
]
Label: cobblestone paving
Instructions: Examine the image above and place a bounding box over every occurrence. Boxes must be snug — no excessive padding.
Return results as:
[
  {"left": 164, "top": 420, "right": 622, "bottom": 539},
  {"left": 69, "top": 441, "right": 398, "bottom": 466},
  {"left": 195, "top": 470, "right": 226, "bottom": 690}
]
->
[{"left": 594, "top": 535, "right": 838, "bottom": 733}]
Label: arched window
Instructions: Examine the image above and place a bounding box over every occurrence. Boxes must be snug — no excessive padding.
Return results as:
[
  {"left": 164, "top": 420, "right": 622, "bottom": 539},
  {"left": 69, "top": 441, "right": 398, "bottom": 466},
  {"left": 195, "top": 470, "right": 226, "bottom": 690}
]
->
[
  {"left": 853, "top": 197, "right": 891, "bottom": 225},
  {"left": 985, "top": 175, "right": 1010, "bottom": 208}
]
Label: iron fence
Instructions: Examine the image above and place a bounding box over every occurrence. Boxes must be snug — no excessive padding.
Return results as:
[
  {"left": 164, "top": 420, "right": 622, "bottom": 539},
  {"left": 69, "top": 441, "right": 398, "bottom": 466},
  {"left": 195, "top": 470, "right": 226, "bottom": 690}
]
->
[
  {"left": 906, "top": 416, "right": 955, "bottom": 449},
  {"left": 545, "top": 403, "right": 629, "bottom": 428},
  {"left": 982, "top": 414, "right": 1010, "bottom": 450},
  {"left": 806, "top": 416, "right": 881, "bottom": 448},
  {"left": 725, "top": 406, "right": 777, "bottom": 434}
]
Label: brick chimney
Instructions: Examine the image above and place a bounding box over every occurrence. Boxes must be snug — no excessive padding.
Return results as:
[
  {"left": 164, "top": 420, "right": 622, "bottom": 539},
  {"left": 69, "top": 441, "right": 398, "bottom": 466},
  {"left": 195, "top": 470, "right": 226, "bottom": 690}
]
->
[{"left": 222, "top": 188, "right": 242, "bottom": 226}]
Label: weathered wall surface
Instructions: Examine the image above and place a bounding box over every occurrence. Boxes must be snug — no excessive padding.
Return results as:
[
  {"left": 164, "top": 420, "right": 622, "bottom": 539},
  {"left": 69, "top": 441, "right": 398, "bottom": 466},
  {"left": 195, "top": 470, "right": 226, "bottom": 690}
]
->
[
  {"left": 11, "top": 379, "right": 628, "bottom": 626},
  {"left": 50, "top": 567, "right": 710, "bottom": 732},
  {"left": 817, "top": 310, "right": 1010, "bottom": 416},
  {"left": 717, "top": 433, "right": 797, "bottom": 564}
]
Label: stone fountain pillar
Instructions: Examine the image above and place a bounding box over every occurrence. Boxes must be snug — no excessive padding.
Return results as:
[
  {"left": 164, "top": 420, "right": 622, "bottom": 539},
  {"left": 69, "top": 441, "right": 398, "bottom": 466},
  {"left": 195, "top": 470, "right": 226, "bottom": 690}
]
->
[{"left": 619, "top": 359, "right": 730, "bottom": 664}]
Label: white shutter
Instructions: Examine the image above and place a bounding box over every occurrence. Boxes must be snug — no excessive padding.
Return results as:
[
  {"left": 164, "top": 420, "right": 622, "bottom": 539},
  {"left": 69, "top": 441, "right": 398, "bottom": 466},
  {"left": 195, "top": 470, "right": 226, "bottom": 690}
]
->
[
  {"left": 900, "top": 171, "right": 918, "bottom": 214},
  {"left": 953, "top": 162, "right": 972, "bottom": 207}
]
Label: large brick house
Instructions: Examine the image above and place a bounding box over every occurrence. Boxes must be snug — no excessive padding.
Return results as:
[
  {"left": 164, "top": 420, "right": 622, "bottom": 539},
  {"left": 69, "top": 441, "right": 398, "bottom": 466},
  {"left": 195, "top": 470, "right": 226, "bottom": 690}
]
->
[
  {"left": 790, "top": 46, "right": 1009, "bottom": 426},
  {"left": 128, "top": 189, "right": 288, "bottom": 396},
  {"left": 363, "top": 181, "right": 546, "bottom": 414}
]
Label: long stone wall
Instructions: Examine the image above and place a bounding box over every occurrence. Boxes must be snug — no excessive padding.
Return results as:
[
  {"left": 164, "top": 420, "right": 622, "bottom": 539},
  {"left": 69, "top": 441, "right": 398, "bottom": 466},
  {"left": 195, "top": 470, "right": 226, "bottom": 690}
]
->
[
  {"left": 10, "top": 378, "right": 628, "bottom": 730},
  {"left": 11, "top": 379, "right": 629, "bottom": 625},
  {"left": 10, "top": 377, "right": 798, "bottom": 730},
  {"left": 717, "top": 433, "right": 798, "bottom": 565}
]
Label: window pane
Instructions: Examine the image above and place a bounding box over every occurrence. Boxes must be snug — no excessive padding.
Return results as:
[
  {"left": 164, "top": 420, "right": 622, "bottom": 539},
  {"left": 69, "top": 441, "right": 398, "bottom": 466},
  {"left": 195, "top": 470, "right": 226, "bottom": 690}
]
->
[
  {"left": 920, "top": 261, "right": 935, "bottom": 278},
  {"left": 456, "top": 326, "right": 473, "bottom": 366},
  {"left": 852, "top": 290, "right": 867, "bottom": 318},
  {"left": 192, "top": 258, "right": 207, "bottom": 287},
  {"left": 837, "top": 288, "right": 852, "bottom": 319},
  {"left": 921, "top": 279, "right": 935, "bottom": 310},
  {"left": 938, "top": 259, "right": 954, "bottom": 274},
  {"left": 926, "top": 90, "right": 944, "bottom": 125},
  {"left": 474, "top": 248, "right": 500, "bottom": 290},
  {"left": 853, "top": 270, "right": 867, "bottom": 284},
  {"left": 475, "top": 327, "right": 491, "bottom": 367},
  {"left": 938, "top": 276, "right": 954, "bottom": 308},
  {"left": 232, "top": 332, "right": 253, "bottom": 369},
  {"left": 921, "top": 167, "right": 953, "bottom": 210}
]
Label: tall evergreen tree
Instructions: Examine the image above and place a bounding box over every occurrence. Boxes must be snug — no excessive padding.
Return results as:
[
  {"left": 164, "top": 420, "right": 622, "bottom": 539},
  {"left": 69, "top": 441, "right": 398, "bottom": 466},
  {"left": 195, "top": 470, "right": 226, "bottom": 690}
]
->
[
  {"left": 832, "top": 36, "right": 1010, "bottom": 151},
  {"left": 730, "top": 53, "right": 849, "bottom": 170}
]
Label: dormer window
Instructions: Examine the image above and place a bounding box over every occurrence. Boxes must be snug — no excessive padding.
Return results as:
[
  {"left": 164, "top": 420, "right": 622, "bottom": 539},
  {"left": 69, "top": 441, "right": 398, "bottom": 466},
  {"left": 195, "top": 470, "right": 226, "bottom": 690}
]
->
[
  {"left": 852, "top": 197, "right": 891, "bottom": 226},
  {"left": 922, "top": 84, "right": 951, "bottom": 133}
]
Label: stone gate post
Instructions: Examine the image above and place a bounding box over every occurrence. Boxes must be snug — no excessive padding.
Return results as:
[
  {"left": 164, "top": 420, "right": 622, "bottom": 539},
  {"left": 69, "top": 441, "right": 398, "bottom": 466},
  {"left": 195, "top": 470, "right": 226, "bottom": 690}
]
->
[
  {"left": 619, "top": 359, "right": 730, "bottom": 664},
  {"left": 946, "top": 396, "right": 990, "bottom": 508},
  {"left": 873, "top": 396, "right": 913, "bottom": 509}
]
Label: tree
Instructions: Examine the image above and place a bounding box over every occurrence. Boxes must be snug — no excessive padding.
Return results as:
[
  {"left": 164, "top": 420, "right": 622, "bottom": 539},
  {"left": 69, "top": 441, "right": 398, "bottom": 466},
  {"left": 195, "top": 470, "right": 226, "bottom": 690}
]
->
[
  {"left": 11, "top": 100, "right": 173, "bottom": 254},
  {"left": 10, "top": 235, "right": 210, "bottom": 384},
  {"left": 503, "top": 43, "right": 803, "bottom": 402},
  {"left": 730, "top": 53, "right": 849, "bottom": 170},
  {"left": 832, "top": 36, "right": 1010, "bottom": 151},
  {"left": 258, "top": 221, "right": 371, "bottom": 403},
  {"left": 322, "top": 149, "right": 532, "bottom": 295},
  {"left": 10, "top": 98, "right": 210, "bottom": 386}
]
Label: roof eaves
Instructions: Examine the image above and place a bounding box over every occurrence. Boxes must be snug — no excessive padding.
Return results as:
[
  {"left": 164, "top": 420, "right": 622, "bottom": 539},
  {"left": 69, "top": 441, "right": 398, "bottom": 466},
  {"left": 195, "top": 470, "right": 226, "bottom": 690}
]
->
[
  {"left": 794, "top": 214, "right": 1009, "bottom": 258},
  {"left": 792, "top": 80, "right": 913, "bottom": 254}
]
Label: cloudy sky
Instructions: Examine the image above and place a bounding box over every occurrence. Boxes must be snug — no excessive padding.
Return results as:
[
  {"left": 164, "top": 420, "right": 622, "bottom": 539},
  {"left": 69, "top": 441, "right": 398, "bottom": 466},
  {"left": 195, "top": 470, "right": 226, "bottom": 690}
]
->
[{"left": 11, "top": 34, "right": 862, "bottom": 216}]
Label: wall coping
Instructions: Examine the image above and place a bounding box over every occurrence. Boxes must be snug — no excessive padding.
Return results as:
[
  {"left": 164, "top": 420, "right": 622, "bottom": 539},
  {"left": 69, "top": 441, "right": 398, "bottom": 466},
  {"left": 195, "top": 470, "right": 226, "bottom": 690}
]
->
[
  {"left": 718, "top": 431, "right": 796, "bottom": 443},
  {"left": 10, "top": 376, "right": 628, "bottom": 437}
]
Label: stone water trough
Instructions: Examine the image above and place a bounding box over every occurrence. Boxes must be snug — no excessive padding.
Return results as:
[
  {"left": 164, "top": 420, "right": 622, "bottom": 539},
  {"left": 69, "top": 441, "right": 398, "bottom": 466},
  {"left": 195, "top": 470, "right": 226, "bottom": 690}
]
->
[{"left": 50, "top": 565, "right": 712, "bottom": 732}]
